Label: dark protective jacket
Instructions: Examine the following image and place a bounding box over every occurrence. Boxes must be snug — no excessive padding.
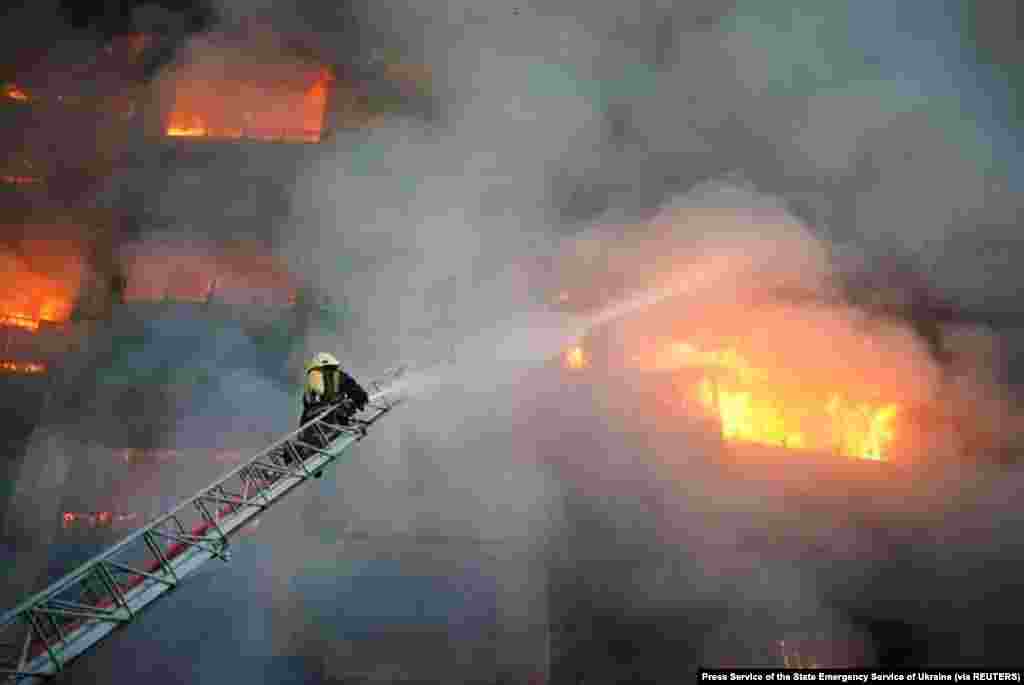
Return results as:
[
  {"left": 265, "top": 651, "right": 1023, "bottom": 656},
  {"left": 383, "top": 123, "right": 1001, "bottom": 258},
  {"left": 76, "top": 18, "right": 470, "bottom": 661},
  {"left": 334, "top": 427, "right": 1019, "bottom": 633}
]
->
[{"left": 303, "top": 365, "right": 369, "bottom": 416}]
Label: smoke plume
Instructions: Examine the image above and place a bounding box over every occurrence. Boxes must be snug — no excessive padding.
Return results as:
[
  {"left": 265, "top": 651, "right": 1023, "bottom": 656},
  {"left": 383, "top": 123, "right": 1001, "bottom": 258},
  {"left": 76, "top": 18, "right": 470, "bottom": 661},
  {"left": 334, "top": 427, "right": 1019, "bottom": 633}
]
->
[{"left": 3, "top": 0, "right": 1023, "bottom": 679}]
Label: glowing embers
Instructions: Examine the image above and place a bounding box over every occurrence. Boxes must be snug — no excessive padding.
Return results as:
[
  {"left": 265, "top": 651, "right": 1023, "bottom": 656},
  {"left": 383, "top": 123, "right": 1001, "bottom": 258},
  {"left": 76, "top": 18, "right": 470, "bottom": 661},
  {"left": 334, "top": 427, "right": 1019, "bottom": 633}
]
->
[
  {"left": 564, "top": 345, "right": 588, "bottom": 370},
  {"left": 164, "top": 65, "right": 332, "bottom": 143},
  {"left": 673, "top": 342, "right": 900, "bottom": 461},
  {"left": 62, "top": 511, "right": 138, "bottom": 529},
  {"left": 0, "top": 360, "right": 46, "bottom": 374},
  {"left": 0, "top": 239, "right": 83, "bottom": 332},
  {"left": 0, "top": 315, "right": 42, "bottom": 332},
  {"left": 2, "top": 83, "right": 29, "bottom": 102}
]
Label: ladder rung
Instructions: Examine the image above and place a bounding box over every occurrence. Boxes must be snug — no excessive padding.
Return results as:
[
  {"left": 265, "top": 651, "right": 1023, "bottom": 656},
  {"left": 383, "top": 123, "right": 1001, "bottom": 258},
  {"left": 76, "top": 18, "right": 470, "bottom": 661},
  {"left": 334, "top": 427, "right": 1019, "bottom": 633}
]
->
[{"left": 0, "top": 369, "right": 406, "bottom": 681}]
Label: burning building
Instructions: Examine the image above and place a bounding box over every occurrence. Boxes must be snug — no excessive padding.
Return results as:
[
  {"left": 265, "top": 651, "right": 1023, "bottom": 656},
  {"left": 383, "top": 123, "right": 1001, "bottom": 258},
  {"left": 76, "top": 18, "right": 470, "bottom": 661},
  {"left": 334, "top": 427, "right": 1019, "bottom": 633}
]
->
[
  {"left": 155, "top": 19, "right": 434, "bottom": 145},
  {"left": 534, "top": 197, "right": 1024, "bottom": 677},
  {"left": 545, "top": 211, "right": 1022, "bottom": 470},
  {"left": 0, "top": 234, "right": 89, "bottom": 394},
  {"left": 0, "top": 225, "right": 319, "bottom": 616},
  {"left": 557, "top": 300, "right": 919, "bottom": 470},
  {"left": 162, "top": 53, "right": 333, "bottom": 143},
  {"left": 0, "top": 238, "right": 83, "bottom": 333},
  {"left": 0, "top": 13, "right": 433, "bottom": 621}
]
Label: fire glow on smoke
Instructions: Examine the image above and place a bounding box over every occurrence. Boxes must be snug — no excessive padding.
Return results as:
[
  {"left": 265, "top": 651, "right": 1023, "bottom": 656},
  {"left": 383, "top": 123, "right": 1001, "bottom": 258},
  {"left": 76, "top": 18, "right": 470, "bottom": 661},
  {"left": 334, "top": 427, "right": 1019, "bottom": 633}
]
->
[
  {"left": 164, "top": 65, "right": 332, "bottom": 143},
  {"left": 564, "top": 346, "right": 587, "bottom": 370},
  {"left": 665, "top": 342, "right": 900, "bottom": 461}
]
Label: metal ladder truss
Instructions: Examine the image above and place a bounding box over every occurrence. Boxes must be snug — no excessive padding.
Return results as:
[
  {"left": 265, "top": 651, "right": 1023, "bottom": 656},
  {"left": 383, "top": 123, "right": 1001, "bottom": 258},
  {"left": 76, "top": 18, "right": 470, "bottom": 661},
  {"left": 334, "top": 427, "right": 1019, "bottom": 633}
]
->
[{"left": 0, "top": 366, "right": 408, "bottom": 683}]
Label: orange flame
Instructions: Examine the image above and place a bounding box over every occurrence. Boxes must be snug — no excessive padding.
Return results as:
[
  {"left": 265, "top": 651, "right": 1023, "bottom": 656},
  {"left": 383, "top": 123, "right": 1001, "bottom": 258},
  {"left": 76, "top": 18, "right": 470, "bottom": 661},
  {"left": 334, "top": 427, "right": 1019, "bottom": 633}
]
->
[
  {"left": 0, "top": 315, "right": 41, "bottom": 332},
  {"left": 0, "top": 240, "right": 82, "bottom": 332},
  {"left": 165, "top": 65, "right": 332, "bottom": 143},
  {"left": 677, "top": 342, "right": 900, "bottom": 461},
  {"left": 565, "top": 346, "right": 587, "bottom": 370},
  {"left": 0, "top": 360, "right": 47, "bottom": 374},
  {"left": 3, "top": 83, "right": 29, "bottom": 102}
]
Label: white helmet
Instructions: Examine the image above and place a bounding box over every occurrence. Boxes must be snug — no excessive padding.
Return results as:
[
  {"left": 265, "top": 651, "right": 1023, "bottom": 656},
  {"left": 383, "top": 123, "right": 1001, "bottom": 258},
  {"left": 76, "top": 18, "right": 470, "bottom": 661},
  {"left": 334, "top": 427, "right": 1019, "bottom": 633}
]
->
[{"left": 305, "top": 352, "right": 340, "bottom": 374}]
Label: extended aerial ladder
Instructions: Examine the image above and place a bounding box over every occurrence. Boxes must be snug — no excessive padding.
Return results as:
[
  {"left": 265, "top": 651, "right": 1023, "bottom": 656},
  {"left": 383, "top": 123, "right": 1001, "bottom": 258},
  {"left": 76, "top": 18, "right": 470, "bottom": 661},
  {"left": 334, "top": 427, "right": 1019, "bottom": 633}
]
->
[{"left": 0, "top": 367, "right": 408, "bottom": 683}]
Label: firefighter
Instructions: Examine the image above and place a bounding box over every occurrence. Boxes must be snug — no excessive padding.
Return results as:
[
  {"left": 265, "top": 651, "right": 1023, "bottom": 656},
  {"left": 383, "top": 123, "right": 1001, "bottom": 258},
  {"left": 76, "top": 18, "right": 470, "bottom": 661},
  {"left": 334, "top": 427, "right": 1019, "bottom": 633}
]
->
[
  {"left": 300, "top": 352, "right": 370, "bottom": 430},
  {"left": 291, "top": 353, "right": 370, "bottom": 478}
]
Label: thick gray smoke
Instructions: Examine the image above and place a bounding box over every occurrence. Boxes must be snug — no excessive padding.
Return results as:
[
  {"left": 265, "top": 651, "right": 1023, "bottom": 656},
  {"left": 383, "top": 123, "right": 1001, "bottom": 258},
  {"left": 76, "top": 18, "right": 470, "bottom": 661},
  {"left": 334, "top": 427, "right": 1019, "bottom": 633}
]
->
[
  {"left": 4, "top": 0, "right": 1023, "bottom": 679},
  {"left": 170, "top": 0, "right": 1024, "bottom": 676}
]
